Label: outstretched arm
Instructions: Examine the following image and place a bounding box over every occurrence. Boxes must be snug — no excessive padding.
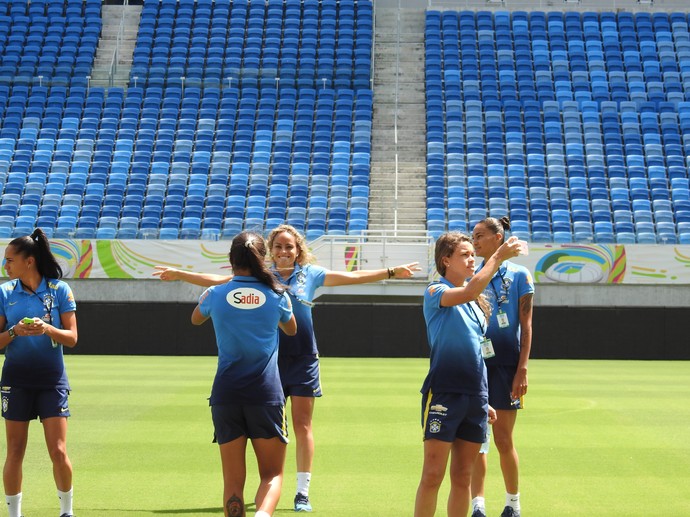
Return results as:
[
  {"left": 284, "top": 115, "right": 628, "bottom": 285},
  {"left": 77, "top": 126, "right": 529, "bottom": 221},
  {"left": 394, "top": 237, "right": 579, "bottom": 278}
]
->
[
  {"left": 323, "top": 262, "right": 421, "bottom": 287},
  {"left": 153, "top": 266, "right": 231, "bottom": 287}
]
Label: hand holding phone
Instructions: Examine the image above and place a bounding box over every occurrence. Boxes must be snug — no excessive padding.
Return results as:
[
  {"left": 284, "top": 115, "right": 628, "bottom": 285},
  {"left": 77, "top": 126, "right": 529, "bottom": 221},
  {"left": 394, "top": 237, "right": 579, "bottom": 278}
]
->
[{"left": 516, "top": 240, "right": 529, "bottom": 256}]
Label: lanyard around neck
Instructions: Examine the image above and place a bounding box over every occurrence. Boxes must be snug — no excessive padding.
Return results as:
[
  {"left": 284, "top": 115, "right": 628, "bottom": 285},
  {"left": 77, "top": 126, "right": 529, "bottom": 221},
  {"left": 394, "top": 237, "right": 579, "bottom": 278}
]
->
[{"left": 466, "top": 301, "right": 486, "bottom": 336}]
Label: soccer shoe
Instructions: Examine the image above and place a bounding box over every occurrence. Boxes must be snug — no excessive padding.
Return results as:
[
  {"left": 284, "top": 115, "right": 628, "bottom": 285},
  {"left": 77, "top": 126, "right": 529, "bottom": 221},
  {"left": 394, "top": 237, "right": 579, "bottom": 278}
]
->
[
  {"left": 471, "top": 508, "right": 487, "bottom": 517},
  {"left": 294, "top": 493, "right": 312, "bottom": 512},
  {"left": 500, "top": 507, "right": 520, "bottom": 517},
  {"left": 59, "top": 514, "right": 75, "bottom": 517}
]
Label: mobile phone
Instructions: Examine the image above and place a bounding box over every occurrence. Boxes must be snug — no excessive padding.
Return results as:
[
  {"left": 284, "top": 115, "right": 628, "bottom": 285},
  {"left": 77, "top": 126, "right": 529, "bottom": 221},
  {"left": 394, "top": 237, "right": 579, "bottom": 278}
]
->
[
  {"left": 516, "top": 240, "right": 529, "bottom": 256},
  {"left": 22, "top": 317, "right": 34, "bottom": 324}
]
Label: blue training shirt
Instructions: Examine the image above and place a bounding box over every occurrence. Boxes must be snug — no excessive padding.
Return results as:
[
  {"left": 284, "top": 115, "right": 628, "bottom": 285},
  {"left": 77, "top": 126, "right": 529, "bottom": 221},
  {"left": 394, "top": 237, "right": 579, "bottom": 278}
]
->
[
  {"left": 0, "top": 278, "right": 77, "bottom": 389},
  {"left": 274, "top": 263, "right": 326, "bottom": 357},
  {"left": 421, "top": 277, "right": 487, "bottom": 397},
  {"left": 199, "top": 275, "right": 293, "bottom": 406},
  {"left": 477, "top": 260, "right": 535, "bottom": 367}
]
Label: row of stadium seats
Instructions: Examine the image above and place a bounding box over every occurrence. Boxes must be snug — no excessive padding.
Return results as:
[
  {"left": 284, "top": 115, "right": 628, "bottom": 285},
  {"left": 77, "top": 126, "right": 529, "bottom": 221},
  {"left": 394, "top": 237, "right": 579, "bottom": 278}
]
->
[
  {"left": 0, "top": 0, "right": 374, "bottom": 240},
  {"left": 425, "top": 10, "right": 690, "bottom": 243}
]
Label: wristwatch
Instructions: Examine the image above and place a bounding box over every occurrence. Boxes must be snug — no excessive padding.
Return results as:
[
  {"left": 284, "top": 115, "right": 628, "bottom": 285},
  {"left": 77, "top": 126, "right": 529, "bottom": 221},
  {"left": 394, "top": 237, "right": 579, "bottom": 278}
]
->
[{"left": 7, "top": 326, "right": 15, "bottom": 340}]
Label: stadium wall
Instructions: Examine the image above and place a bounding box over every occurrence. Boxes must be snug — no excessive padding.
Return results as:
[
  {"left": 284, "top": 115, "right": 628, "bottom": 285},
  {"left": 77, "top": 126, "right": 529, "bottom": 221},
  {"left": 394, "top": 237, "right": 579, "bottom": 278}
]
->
[{"left": 68, "top": 281, "right": 690, "bottom": 360}]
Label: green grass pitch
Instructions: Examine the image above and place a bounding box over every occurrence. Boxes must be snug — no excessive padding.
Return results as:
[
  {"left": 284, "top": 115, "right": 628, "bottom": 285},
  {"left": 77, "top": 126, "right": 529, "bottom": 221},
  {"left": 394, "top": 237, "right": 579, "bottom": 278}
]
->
[{"left": 2, "top": 356, "right": 689, "bottom": 516}]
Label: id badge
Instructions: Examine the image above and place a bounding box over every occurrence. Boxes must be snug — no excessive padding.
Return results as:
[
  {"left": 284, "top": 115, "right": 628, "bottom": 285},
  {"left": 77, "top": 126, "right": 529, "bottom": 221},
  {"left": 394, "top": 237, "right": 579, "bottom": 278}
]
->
[
  {"left": 480, "top": 337, "right": 495, "bottom": 359},
  {"left": 497, "top": 311, "right": 509, "bottom": 328}
]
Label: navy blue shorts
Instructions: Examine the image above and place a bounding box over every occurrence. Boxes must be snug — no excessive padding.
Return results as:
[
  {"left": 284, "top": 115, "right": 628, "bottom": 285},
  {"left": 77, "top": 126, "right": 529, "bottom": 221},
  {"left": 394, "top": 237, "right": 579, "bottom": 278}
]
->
[
  {"left": 278, "top": 354, "right": 322, "bottom": 398},
  {"left": 1, "top": 386, "right": 70, "bottom": 421},
  {"left": 211, "top": 403, "right": 289, "bottom": 445},
  {"left": 487, "top": 365, "right": 522, "bottom": 411},
  {"left": 421, "top": 391, "right": 488, "bottom": 444}
]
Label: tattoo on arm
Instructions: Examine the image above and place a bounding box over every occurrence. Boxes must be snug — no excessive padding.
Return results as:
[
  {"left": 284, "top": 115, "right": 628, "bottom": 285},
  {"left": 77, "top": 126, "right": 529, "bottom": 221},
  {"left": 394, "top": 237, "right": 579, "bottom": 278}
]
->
[
  {"left": 520, "top": 294, "right": 533, "bottom": 317},
  {"left": 226, "top": 494, "right": 243, "bottom": 517}
]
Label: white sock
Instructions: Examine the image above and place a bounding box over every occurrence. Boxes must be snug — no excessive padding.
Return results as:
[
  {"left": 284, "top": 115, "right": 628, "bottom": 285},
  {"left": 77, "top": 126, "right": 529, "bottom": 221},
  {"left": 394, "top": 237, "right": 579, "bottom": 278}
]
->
[
  {"left": 5, "top": 493, "right": 22, "bottom": 517},
  {"left": 58, "top": 487, "right": 73, "bottom": 515},
  {"left": 296, "top": 471, "right": 311, "bottom": 496},
  {"left": 472, "top": 496, "right": 486, "bottom": 511},
  {"left": 255, "top": 511, "right": 271, "bottom": 517},
  {"left": 506, "top": 492, "right": 520, "bottom": 511}
]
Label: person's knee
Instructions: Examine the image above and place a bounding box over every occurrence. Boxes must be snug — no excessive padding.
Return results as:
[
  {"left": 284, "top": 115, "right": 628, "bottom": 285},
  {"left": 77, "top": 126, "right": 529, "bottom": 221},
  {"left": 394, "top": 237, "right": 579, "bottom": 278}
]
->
[
  {"left": 47, "top": 444, "right": 70, "bottom": 466},
  {"left": 420, "top": 467, "right": 446, "bottom": 489},
  {"left": 493, "top": 433, "right": 515, "bottom": 454},
  {"left": 5, "top": 441, "right": 27, "bottom": 463}
]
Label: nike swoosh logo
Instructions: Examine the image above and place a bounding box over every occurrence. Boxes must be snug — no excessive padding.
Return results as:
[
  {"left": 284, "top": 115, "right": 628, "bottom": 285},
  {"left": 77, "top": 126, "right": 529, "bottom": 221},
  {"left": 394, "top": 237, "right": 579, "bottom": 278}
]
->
[{"left": 8, "top": 302, "right": 16, "bottom": 306}]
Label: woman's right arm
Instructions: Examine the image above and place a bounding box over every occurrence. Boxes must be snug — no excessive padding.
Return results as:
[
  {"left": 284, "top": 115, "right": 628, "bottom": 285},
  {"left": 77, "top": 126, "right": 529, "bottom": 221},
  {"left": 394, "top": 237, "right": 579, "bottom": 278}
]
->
[
  {"left": 191, "top": 305, "right": 209, "bottom": 325},
  {"left": 153, "top": 266, "right": 231, "bottom": 287},
  {"left": 279, "top": 314, "right": 297, "bottom": 336},
  {"left": 441, "top": 237, "right": 522, "bottom": 307},
  {"left": 0, "top": 315, "right": 11, "bottom": 350}
]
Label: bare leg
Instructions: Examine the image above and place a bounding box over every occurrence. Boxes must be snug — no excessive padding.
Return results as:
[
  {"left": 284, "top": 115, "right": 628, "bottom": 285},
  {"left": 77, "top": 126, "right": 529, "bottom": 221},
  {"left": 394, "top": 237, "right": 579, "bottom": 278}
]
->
[
  {"left": 251, "top": 437, "right": 287, "bottom": 515},
  {"left": 448, "top": 439, "right": 481, "bottom": 517},
  {"left": 3, "top": 420, "right": 29, "bottom": 495},
  {"left": 493, "top": 410, "right": 519, "bottom": 494},
  {"left": 290, "top": 396, "right": 315, "bottom": 475},
  {"left": 42, "top": 417, "right": 72, "bottom": 492},
  {"left": 218, "top": 436, "right": 247, "bottom": 517},
  {"left": 471, "top": 450, "right": 488, "bottom": 499},
  {"left": 414, "top": 439, "right": 452, "bottom": 517}
]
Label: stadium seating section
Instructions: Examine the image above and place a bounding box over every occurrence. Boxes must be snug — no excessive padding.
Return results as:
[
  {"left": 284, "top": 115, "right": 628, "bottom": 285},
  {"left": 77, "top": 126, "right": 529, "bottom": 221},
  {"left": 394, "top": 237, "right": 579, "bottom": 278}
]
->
[
  {"left": 0, "top": 0, "right": 373, "bottom": 240},
  {"left": 426, "top": 10, "right": 690, "bottom": 244},
  {"left": 2, "top": 1, "right": 690, "bottom": 244}
]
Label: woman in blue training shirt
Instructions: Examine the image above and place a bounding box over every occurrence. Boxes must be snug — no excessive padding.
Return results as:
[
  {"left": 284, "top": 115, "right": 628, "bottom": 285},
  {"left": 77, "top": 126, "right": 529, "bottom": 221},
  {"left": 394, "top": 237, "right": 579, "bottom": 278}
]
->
[
  {"left": 0, "top": 229, "right": 78, "bottom": 517},
  {"left": 192, "top": 231, "right": 296, "bottom": 517},
  {"left": 414, "top": 232, "right": 519, "bottom": 517},
  {"left": 157, "top": 224, "right": 419, "bottom": 512},
  {"left": 470, "top": 217, "right": 534, "bottom": 517}
]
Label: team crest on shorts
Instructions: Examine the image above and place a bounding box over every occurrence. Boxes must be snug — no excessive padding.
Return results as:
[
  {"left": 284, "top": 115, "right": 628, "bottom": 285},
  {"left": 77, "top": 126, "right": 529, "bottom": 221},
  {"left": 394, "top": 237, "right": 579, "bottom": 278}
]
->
[
  {"left": 2, "top": 396, "right": 8, "bottom": 414},
  {"left": 429, "top": 419, "right": 442, "bottom": 434}
]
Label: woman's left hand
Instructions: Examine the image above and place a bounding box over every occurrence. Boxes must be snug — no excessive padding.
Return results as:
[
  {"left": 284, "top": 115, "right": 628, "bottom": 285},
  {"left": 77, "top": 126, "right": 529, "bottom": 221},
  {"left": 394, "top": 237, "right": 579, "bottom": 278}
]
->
[
  {"left": 390, "top": 262, "right": 422, "bottom": 279},
  {"left": 488, "top": 405, "right": 498, "bottom": 425},
  {"left": 18, "top": 318, "right": 48, "bottom": 337},
  {"left": 511, "top": 368, "right": 528, "bottom": 400}
]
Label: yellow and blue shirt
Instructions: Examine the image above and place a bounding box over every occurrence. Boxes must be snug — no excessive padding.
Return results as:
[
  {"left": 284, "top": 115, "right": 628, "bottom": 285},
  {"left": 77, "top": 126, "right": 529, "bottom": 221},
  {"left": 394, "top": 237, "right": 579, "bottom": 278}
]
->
[
  {"left": 0, "top": 278, "right": 76, "bottom": 389},
  {"left": 274, "top": 263, "right": 327, "bottom": 357},
  {"left": 422, "top": 277, "right": 487, "bottom": 397},
  {"left": 477, "top": 260, "right": 535, "bottom": 367},
  {"left": 199, "top": 275, "right": 293, "bottom": 406}
]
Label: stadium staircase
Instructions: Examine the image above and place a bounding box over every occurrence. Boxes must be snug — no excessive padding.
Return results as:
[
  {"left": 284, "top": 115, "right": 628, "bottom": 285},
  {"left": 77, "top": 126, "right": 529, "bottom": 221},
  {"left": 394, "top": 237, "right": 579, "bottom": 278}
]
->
[
  {"left": 369, "top": 6, "right": 426, "bottom": 234},
  {"left": 90, "top": 3, "right": 141, "bottom": 88}
]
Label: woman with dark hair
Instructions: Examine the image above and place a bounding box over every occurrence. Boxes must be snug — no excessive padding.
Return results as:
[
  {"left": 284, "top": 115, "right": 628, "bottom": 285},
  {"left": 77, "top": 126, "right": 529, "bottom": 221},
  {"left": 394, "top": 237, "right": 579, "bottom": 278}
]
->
[
  {"left": 470, "top": 217, "right": 534, "bottom": 517},
  {"left": 192, "top": 231, "right": 297, "bottom": 517},
  {"left": 157, "top": 224, "right": 420, "bottom": 512},
  {"left": 0, "top": 228, "right": 78, "bottom": 517},
  {"left": 414, "top": 232, "right": 520, "bottom": 517}
]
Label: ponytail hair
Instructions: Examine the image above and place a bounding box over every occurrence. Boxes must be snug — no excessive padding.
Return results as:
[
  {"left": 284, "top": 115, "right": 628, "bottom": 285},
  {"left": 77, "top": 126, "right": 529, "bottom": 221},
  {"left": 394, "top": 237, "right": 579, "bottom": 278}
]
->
[
  {"left": 229, "top": 232, "right": 282, "bottom": 292},
  {"left": 478, "top": 216, "right": 511, "bottom": 243},
  {"left": 9, "top": 228, "right": 63, "bottom": 279}
]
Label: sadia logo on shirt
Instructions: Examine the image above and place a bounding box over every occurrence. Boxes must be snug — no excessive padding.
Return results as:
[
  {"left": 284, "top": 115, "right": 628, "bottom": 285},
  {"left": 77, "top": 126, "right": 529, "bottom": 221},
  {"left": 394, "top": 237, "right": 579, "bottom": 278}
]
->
[{"left": 227, "top": 288, "right": 266, "bottom": 309}]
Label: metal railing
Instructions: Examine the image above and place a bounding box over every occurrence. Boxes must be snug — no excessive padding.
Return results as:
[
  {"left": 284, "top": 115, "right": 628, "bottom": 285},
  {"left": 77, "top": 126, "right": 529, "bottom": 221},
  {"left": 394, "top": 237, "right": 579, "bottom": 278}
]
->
[
  {"left": 107, "top": 0, "right": 129, "bottom": 87},
  {"left": 310, "top": 230, "right": 436, "bottom": 282}
]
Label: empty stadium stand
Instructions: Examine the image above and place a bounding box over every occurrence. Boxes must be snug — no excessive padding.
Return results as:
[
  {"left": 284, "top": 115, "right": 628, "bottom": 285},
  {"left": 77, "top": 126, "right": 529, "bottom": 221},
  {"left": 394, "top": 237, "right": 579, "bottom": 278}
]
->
[{"left": 426, "top": 9, "right": 690, "bottom": 243}]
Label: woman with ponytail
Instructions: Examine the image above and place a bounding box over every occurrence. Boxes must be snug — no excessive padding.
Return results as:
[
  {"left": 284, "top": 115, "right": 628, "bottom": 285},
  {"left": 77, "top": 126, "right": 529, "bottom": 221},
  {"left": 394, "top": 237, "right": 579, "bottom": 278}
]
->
[
  {"left": 0, "top": 228, "right": 78, "bottom": 517},
  {"left": 414, "top": 232, "right": 520, "bottom": 517},
  {"left": 157, "top": 224, "right": 420, "bottom": 512},
  {"left": 192, "top": 231, "right": 297, "bottom": 517},
  {"left": 469, "top": 217, "right": 535, "bottom": 517}
]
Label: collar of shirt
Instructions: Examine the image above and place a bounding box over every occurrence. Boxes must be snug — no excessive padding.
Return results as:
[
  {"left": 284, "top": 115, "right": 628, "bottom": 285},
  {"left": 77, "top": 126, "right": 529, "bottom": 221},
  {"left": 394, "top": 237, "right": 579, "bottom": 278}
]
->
[{"left": 13, "top": 277, "right": 50, "bottom": 295}]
